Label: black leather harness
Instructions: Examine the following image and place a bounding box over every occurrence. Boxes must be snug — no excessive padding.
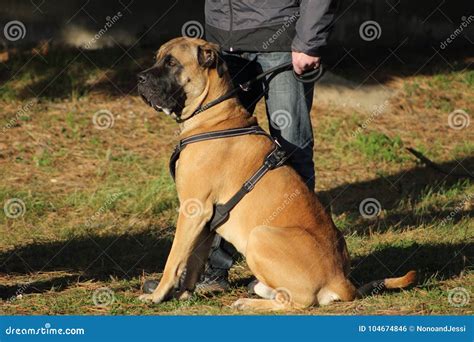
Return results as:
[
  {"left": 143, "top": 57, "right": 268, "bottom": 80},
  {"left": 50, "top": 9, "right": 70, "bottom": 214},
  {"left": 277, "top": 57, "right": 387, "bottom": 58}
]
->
[
  {"left": 167, "top": 62, "right": 324, "bottom": 231},
  {"left": 169, "top": 125, "right": 287, "bottom": 231}
]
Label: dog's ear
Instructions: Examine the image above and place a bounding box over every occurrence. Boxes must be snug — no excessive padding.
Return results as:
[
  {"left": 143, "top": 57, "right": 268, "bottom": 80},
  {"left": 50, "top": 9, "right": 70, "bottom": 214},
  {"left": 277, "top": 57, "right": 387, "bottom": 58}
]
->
[{"left": 197, "top": 43, "right": 226, "bottom": 78}]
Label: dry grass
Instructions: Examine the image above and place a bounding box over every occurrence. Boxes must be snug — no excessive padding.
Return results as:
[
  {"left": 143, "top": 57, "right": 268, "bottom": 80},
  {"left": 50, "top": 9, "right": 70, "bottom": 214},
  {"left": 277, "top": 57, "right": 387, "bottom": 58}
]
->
[{"left": 0, "top": 48, "right": 472, "bottom": 315}]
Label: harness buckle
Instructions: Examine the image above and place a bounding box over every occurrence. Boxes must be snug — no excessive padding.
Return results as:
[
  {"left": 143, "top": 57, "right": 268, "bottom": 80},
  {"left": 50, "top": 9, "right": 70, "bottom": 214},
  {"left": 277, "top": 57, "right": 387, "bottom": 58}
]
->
[
  {"left": 243, "top": 181, "right": 255, "bottom": 192},
  {"left": 264, "top": 147, "right": 287, "bottom": 169},
  {"left": 239, "top": 82, "right": 251, "bottom": 92}
]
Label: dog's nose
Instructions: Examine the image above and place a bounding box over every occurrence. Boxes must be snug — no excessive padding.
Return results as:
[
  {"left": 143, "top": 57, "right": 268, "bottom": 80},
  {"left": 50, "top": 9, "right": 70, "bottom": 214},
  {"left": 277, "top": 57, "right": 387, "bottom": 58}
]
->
[{"left": 137, "top": 72, "right": 147, "bottom": 84}]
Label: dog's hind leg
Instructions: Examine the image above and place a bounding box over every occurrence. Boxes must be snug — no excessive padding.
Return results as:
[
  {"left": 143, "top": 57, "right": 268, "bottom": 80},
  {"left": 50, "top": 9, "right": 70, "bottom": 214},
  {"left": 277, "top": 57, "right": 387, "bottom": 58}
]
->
[{"left": 232, "top": 225, "right": 334, "bottom": 311}]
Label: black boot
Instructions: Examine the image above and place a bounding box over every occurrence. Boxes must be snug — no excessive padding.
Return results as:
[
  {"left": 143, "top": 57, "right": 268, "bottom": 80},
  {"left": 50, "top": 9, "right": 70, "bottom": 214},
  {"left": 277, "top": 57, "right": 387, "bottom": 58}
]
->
[
  {"left": 194, "top": 264, "right": 230, "bottom": 294},
  {"left": 142, "top": 269, "right": 187, "bottom": 295},
  {"left": 193, "top": 236, "right": 233, "bottom": 294}
]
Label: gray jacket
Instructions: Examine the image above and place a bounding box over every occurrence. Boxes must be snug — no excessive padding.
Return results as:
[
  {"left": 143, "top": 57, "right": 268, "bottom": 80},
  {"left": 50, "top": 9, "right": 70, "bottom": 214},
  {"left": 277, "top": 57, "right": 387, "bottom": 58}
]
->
[{"left": 204, "top": 0, "right": 337, "bottom": 56}]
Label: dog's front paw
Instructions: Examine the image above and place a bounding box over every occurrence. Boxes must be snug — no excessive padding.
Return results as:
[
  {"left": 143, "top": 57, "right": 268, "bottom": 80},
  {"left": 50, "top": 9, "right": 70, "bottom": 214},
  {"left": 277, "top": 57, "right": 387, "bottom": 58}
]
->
[
  {"left": 138, "top": 294, "right": 154, "bottom": 303},
  {"left": 138, "top": 294, "right": 163, "bottom": 304}
]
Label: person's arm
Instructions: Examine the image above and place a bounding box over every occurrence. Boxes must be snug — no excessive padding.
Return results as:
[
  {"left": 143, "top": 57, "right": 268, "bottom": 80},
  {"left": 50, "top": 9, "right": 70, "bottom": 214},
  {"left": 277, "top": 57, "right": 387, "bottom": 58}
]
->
[{"left": 291, "top": 0, "right": 337, "bottom": 74}]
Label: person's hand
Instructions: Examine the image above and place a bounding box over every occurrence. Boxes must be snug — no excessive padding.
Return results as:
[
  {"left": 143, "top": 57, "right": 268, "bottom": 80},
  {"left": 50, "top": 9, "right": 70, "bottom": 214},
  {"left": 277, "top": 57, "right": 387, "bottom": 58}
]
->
[{"left": 292, "top": 51, "right": 321, "bottom": 75}]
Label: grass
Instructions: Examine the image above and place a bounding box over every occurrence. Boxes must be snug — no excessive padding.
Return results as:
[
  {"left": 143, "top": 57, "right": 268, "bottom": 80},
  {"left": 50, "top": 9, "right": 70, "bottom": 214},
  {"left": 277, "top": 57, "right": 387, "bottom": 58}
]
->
[
  {"left": 352, "top": 132, "right": 407, "bottom": 163},
  {"left": 0, "top": 47, "right": 473, "bottom": 315}
]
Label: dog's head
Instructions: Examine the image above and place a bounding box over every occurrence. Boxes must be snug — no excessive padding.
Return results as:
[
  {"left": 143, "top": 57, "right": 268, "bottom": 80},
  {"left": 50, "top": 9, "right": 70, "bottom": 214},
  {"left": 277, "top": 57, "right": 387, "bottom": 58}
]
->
[{"left": 137, "top": 37, "right": 227, "bottom": 121}]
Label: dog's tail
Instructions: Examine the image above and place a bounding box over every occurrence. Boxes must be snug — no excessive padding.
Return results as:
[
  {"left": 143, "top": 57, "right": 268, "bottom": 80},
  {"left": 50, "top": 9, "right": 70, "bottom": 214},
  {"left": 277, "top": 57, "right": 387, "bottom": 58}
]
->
[{"left": 356, "top": 270, "right": 416, "bottom": 298}]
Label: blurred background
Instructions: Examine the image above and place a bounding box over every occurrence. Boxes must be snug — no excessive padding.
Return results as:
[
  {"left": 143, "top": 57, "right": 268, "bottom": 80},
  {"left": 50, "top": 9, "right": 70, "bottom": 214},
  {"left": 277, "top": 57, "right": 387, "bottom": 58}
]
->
[
  {"left": 1, "top": 0, "right": 472, "bottom": 49},
  {"left": 1, "top": 0, "right": 472, "bottom": 106}
]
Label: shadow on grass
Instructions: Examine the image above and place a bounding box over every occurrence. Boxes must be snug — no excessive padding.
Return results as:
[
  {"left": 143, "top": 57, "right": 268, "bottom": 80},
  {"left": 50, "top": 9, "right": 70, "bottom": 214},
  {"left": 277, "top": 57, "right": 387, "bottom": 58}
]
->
[
  {"left": 231, "top": 243, "right": 472, "bottom": 289},
  {"left": 0, "top": 231, "right": 172, "bottom": 299},
  {"left": 320, "top": 155, "right": 474, "bottom": 233},
  {"left": 0, "top": 48, "right": 150, "bottom": 101},
  {"left": 1, "top": 238, "right": 470, "bottom": 299},
  {"left": 0, "top": 274, "right": 80, "bottom": 300},
  {"left": 0, "top": 156, "right": 472, "bottom": 298},
  {"left": 349, "top": 242, "right": 472, "bottom": 287}
]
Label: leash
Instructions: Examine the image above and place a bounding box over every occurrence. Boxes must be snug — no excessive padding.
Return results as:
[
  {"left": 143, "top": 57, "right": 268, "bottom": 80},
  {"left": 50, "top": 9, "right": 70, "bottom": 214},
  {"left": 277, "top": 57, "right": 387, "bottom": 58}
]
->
[
  {"left": 176, "top": 62, "right": 324, "bottom": 123},
  {"left": 169, "top": 126, "right": 287, "bottom": 232},
  {"left": 169, "top": 61, "right": 323, "bottom": 230}
]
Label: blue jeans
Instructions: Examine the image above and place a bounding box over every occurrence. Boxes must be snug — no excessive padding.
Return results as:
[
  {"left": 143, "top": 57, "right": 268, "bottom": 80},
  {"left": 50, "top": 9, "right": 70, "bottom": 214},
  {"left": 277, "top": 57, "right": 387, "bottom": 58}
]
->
[
  {"left": 224, "top": 51, "right": 315, "bottom": 189},
  {"left": 205, "top": 51, "right": 316, "bottom": 275}
]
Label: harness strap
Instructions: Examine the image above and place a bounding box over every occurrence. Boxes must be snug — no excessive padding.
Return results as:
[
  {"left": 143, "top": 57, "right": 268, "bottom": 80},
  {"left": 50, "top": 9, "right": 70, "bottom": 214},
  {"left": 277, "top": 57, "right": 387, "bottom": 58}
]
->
[
  {"left": 208, "top": 146, "right": 287, "bottom": 231},
  {"left": 169, "top": 126, "right": 268, "bottom": 180},
  {"left": 169, "top": 125, "right": 288, "bottom": 232}
]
